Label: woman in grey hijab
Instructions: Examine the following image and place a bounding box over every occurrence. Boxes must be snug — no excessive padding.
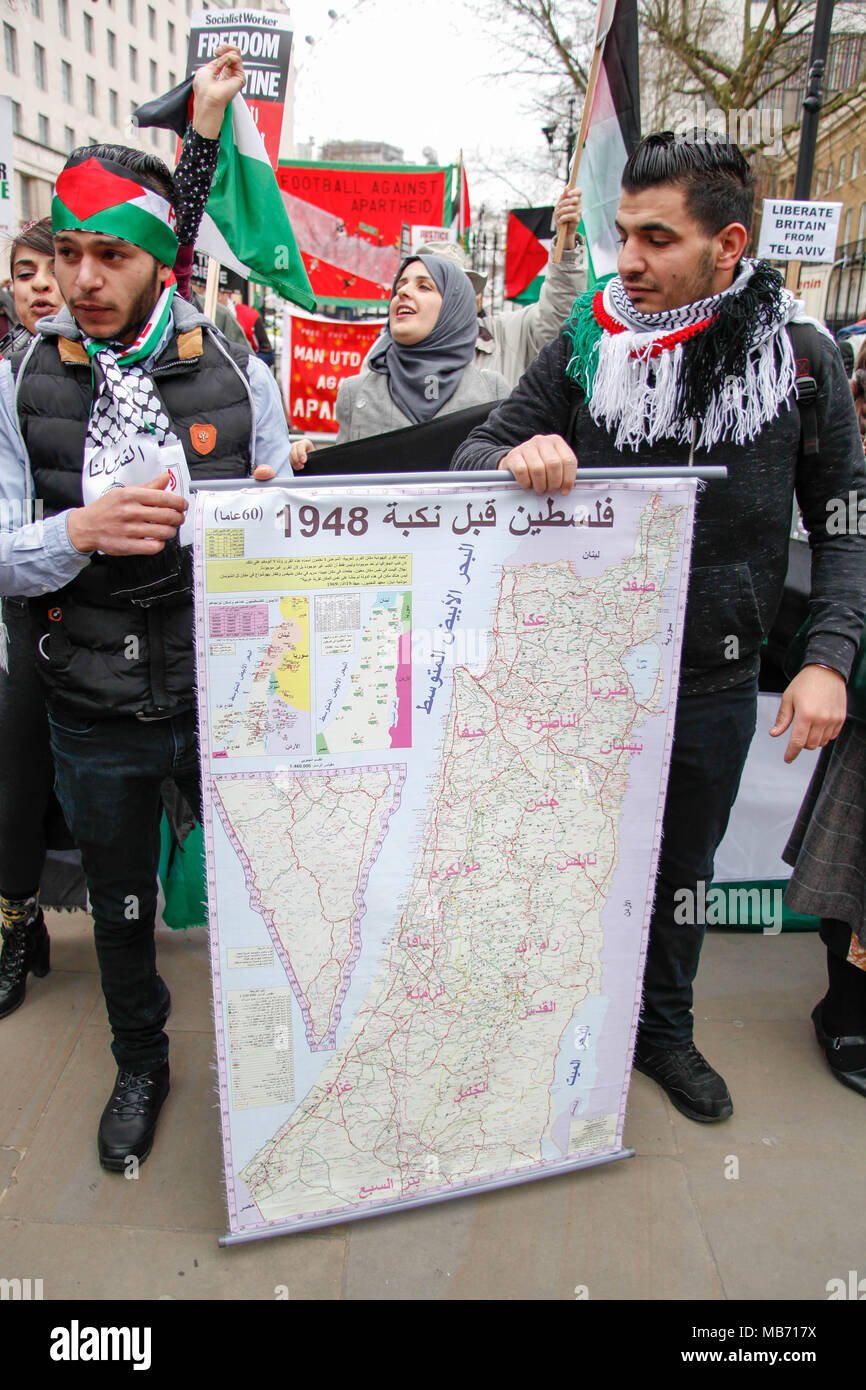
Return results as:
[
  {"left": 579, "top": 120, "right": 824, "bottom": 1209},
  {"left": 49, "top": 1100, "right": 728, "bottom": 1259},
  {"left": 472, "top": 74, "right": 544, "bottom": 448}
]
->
[{"left": 289, "top": 255, "right": 509, "bottom": 467}]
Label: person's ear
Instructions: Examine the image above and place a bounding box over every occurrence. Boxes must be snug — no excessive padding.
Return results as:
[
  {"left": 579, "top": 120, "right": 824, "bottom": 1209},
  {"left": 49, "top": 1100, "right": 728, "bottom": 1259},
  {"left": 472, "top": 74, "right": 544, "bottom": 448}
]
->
[{"left": 716, "top": 222, "right": 748, "bottom": 273}]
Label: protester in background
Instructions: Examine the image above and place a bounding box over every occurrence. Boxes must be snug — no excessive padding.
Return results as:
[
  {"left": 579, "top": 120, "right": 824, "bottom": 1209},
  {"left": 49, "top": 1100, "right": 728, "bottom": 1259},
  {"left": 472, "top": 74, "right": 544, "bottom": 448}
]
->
[
  {"left": 1, "top": 219, "right": 62, "bottom": 356},
  {"left": 289, "top": 254, "right": 509, "bottom": 467},
  {"left": 837, "top": 336, "right": 855, "bottom": 376},
  {"left": 418, "top": 187, "right": 586, "bottom": 386},
  {"left": 233, "top": 291, "right": 275, "bottom": 368},
  {"left": 189, "top": 277, "right": 250, "bottom": 351},
  {"left": 170, "top": 43, "right": 246, "bottom": 301},
  {"left": 0, "top": 218, "right": 77, "bottom": 1018},
  {"left": 0, "top": 282, "right": 16, "bottom": 340},
  {"left": 851, "top": 339, "right": 866, "bottom": 450},
  {"left": 783, "top": 666, "right": 866, "bottom": 1098}
]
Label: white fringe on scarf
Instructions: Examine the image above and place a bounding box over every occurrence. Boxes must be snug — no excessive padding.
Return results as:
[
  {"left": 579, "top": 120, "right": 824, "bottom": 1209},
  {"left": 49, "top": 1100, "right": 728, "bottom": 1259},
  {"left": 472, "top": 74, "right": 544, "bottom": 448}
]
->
[{"left": 587, "top": 263, "right": 830, "bottom": 454}]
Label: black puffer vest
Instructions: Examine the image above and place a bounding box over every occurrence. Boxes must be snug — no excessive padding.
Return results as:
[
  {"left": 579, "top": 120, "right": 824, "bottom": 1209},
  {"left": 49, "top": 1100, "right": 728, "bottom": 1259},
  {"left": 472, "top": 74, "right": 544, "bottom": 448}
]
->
[{"left": 13, "top": 320, "right": 254, "bottom": 718}]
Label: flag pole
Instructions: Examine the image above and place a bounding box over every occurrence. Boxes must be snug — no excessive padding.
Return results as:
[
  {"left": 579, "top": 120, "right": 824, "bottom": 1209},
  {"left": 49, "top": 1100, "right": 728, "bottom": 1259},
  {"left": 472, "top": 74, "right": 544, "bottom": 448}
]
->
[
  {"left": 553, "top": 13, "right": 610, "bottom": 264},
  {"left": 204, "top": 255, "right": 220, "bottom": 322}
]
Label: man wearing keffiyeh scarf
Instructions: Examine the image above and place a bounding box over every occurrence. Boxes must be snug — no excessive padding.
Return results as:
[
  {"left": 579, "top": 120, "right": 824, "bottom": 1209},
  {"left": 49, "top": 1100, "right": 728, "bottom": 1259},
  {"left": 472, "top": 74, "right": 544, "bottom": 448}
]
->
[
  {"left": 453, "top": 132, "right": 866, "bottom": 1124},
  {"left": 0, "top": 126, "right": 291, "bottom": 1174}
]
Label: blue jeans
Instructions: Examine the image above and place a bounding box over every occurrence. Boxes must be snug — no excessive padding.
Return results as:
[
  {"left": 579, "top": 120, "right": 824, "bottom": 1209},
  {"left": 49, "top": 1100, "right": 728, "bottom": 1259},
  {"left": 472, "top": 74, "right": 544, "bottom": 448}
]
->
[
  {"left": 639, "top": 681, "right": 758, "bottom": 1048},
  {"left": 48, "top": 707, "right": 201, "bottom": 1071}
]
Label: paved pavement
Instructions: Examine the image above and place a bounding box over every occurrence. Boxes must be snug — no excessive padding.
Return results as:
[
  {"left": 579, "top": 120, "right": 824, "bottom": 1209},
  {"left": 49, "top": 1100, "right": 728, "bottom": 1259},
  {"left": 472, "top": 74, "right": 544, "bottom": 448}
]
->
[{"left": 1, "top": 910, "right": 863, "bottom": 1306}]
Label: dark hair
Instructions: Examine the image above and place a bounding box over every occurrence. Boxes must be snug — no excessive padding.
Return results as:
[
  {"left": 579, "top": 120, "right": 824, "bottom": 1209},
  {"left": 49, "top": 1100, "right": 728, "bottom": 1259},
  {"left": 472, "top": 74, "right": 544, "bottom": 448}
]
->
[
  {"left": 65, "top": 144, "right": 177, "bottom": 207},
  {"left": 622, "top": 131, "right": 755, "bottom": 237},
  {"left": 9, "top": 217, "right": 54, "bottom": 273}
]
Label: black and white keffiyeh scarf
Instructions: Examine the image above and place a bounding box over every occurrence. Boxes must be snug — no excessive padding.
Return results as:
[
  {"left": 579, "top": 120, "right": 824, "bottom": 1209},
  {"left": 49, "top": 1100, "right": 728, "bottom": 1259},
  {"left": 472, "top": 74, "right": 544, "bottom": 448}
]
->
[{"left": 564, "top": 259, "right": 830, "bottom": 452}]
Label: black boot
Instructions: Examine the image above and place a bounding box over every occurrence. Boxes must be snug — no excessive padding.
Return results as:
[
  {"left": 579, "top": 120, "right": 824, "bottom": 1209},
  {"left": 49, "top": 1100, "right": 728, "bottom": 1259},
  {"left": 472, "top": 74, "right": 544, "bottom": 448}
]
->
[
  {"left": 98, "top": 1064, "right": 171, "bottom": 1171},
  {"left": 0, "top": 910, "right": 50, "bottom": 1019}
]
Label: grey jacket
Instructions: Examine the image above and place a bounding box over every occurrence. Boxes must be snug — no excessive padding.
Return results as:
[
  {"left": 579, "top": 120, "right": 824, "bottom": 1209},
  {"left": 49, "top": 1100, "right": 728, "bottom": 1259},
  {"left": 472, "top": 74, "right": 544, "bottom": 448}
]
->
[
  {"left": 474, "top": 245, "right": 586, "bottom": 385},
  {"left": 335, "top": 362, "right": 510, "bottom": 444}
]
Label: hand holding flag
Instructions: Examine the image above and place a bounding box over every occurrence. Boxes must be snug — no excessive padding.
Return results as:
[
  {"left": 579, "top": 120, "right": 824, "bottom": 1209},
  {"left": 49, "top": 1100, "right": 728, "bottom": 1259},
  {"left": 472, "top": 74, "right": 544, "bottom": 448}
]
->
[{"left": 192, "top": 44, "right": 247, "bottom": 140}]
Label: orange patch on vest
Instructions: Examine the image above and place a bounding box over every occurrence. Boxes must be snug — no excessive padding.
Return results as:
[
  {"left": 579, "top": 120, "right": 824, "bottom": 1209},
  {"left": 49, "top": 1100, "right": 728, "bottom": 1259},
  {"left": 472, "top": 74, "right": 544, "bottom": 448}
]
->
[{"left": 190, "top": 422, "right": 217, "bottom": 455}]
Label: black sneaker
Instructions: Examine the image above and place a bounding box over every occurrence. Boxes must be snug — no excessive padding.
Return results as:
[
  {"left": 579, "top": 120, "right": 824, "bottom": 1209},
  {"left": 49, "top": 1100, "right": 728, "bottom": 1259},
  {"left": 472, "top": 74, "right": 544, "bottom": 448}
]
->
[
  {"left": 0, "top": 912, "right": 50, "bottom": 1019},
  {"left": 98, "top": 1064, "right": 170, "bottom": 1171},
  {"left": 633, "top": 1040, "right": 733, "bottom": 1122}
]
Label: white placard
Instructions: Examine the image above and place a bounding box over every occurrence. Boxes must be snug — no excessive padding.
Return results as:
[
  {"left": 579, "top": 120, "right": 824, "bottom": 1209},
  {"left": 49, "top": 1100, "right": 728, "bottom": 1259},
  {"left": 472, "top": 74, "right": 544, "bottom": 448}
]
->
[
  {"left": 410, "top": 225, "right": 454, "bottom": 253},
  {"left": 757, "top": 199, "right": 842, "bottom": 263},
  {"left": 83, "top": 437, "right": 194, "bottom": 546},
  {"left": 0, "top": 97, "right": 16, "bottom": 240}
]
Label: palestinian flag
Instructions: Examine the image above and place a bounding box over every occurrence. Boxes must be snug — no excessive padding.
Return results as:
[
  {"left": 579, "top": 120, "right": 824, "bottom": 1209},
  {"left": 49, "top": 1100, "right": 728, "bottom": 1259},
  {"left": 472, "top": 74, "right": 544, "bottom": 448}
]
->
[
  {"left": 578, "top": 0, "right": 640, "bottom": 287},
  {"left": 449, "top": 158, "right": 471, "bottom": 249},
  {"left": 505, "top": 207, "right": 554, "bottom": 303},
  {"left": 135, "top": 82, "right": 315, "bottom": 311}
]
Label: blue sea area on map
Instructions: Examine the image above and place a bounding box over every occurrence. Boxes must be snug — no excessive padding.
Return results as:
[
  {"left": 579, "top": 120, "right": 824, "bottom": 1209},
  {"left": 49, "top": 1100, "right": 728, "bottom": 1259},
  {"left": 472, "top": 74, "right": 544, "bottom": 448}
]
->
[
  {"left": 622, "top": 642, "right": 660, "bottom": 704},
  {"left": 544, "top": 994, "right": 610, "bottom": 1158}
]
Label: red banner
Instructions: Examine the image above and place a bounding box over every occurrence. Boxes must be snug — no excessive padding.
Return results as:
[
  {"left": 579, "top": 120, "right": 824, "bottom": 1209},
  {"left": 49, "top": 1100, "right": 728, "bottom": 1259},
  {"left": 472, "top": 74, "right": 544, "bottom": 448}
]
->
[
  {"left": 276, "top": 162, "right": 456, "bottom": 307},
  {"left": 282, "top": 313, "right": 383, "bottom": 436}
]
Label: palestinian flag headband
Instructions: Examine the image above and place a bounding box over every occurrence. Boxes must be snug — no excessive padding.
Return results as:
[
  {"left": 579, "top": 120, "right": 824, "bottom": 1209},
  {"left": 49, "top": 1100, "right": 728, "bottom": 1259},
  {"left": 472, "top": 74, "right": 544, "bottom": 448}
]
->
[{"left": 52, "top": 155, "right": 179, "bottom": 267}]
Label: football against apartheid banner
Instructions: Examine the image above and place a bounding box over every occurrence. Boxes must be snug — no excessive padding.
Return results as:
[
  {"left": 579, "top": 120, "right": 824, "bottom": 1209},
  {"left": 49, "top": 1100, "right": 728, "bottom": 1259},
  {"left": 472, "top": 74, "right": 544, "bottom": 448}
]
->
[
  {"left": 275, "top": 162, "right": 462, "bottom": 307},
  {"left": 281, "top": 311, "right": 383, "bottom": 439},
  {"left": 193, "top": 476, "right": 696, "bottom": 1241}
]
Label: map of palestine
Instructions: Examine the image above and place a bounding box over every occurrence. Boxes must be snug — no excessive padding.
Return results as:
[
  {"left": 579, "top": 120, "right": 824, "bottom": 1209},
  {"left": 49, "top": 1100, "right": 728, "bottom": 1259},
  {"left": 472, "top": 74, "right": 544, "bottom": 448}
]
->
[
  {"left": 212, "top": 768, "right": 404, "bottom": 1049},
  {"left": 238, "top": 494, "right": 684, "bottom": 1224}
]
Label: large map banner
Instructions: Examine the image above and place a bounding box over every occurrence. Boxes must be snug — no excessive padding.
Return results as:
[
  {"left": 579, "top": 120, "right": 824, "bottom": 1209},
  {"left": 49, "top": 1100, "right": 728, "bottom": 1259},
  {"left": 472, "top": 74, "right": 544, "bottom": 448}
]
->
[{"left": 193, "top": 477, "right": 696, "bottom": 1241}]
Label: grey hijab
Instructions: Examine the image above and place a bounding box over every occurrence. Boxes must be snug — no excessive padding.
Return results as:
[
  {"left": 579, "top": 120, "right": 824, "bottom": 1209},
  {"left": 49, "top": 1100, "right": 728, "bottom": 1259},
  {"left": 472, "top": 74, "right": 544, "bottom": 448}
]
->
[{"left": 368, "top": 254, "right": 478, "bottom": 423}]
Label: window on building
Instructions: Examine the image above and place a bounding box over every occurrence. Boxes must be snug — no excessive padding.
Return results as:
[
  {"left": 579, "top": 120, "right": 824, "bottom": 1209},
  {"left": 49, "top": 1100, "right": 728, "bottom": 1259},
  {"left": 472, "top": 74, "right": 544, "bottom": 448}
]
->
[
  {"left": 86, "top": 76, "right": 97, "bottom": 116},
  {"left": 128, "top": 0, "right": 136, "bottom": 24},
  {"left": 827, "top": 162, "right": 834, "bottom": 189},
  {"left": 38, "top": 113, "right": 49, "bottom": 146},
  {"left": 839, "top": 154, "right": 847, "bottom": 186},
  {"left": 64, "top": 125, "right": 75, "bottom": 154},
  {"left": 129, "top": 45, "right": 137, "bottom": 81},
  {"left": 31, "top": 0, "right": 42, "bottom": 18},
  {"left": 33, "top": 42, "right": 46, "bottom": 89},
  {"left": 149, "top": 58, "right": 157, "bottom": 92},
  {"left": 858, "top": 202, "right": 866, "bottom": 243},
  {"left": 109, "top": 89, "right": 118, "bottom": 126},
  {"left": 58, "top": 0, "right": 68, "bottom": 37},
  {"left": 3, "top": 24, "right": 18, "bottom": 75},
  {"left": 151, "top": 128, "right": 160, "bottom": 149},
  {"left": 107, "top": 30, "right": 116, "bottom": 66},
  {"left": 61, "top": 59, "right": 72, "bottom": 103},
  {"left": 18, "top": 174, "right": 51, "bottom": 222},
  {"left": 10, "top": 101, "right": 21, "bottom": 135},
  {"left": 84, "top": 12, "right": 94, "bottom": 53},
  {"left": 168, "top": 20, "right": 175, "bottom": 51},
  {"left": 844, "top": 208, "right": 853, "bottom": 245},
  {"left": 853, "top": 147, "right": 861, "bottom": 182},
  {"left": 168, "top": 70, "right": 175, "bottom": 88},
  {"left": 148, "top": 5, "right": 155, "bottom": 39}
]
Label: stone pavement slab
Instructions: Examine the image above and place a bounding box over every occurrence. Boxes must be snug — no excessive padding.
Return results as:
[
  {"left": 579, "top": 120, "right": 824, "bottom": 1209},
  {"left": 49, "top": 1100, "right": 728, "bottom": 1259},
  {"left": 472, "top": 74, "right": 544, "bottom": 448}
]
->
[{"left": 0, "top": 915, "right": 862, "bottom": 1303}]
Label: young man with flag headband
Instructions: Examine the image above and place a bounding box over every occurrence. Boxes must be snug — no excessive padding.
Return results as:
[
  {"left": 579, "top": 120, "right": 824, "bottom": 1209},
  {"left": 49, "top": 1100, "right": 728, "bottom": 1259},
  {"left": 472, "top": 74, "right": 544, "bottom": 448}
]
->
[
  {"left": 0, "top": 140, "right": 291, "bottom": 1171},
  {"left": 452, "top": 131, "right": 866, "bottom": 1123}
]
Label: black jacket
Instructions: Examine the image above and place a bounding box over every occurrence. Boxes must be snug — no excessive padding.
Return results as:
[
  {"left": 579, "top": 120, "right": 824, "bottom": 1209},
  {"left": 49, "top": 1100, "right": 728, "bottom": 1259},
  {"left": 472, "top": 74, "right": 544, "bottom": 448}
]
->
[
  {"left": 14, "top": 305, "right": 255, "bottom": 719},
  {"left": 452, "top": 325, "right": 866, "bottom": 696}
]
